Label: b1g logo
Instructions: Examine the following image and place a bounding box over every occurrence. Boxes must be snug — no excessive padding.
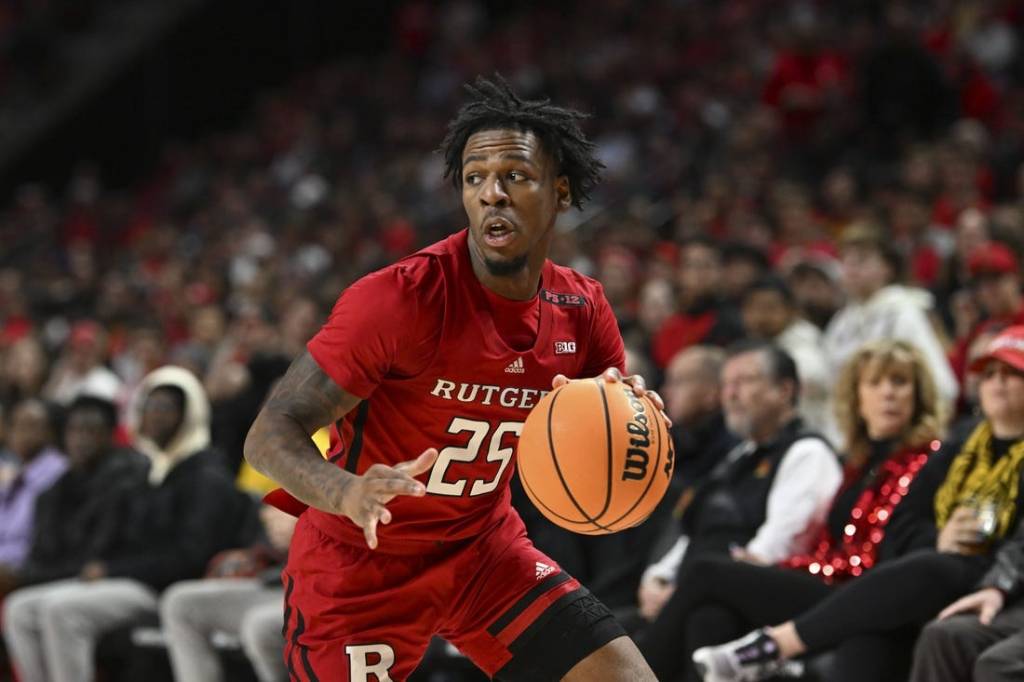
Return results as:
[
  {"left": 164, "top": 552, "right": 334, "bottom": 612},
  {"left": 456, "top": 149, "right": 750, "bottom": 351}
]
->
[
  {"left": 554, "top": 340, "right": 577, "bottom": 355},
  {"left": 346, "top": 643, "right": 395, "bottom": 681}
]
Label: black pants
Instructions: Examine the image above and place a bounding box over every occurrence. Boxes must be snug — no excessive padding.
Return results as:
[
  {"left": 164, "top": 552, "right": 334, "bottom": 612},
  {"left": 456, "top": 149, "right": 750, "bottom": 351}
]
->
[
  {"left": 909, "top": 598, "right": 1024, "bottom": 682},
  {"left": 792, "top": 549, "right": 989, "bottom": 649},
  {"left": 639, "top": 554, "right": 831, "bottom": 681},
  {"left": 638, "top": 550, "right": 989, "bottom": 682}
]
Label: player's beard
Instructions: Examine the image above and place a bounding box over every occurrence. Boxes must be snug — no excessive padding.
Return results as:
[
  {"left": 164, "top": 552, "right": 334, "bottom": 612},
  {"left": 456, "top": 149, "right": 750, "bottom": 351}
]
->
[{"left": 482, "top": 252, "right": 529, "bottom": 277}]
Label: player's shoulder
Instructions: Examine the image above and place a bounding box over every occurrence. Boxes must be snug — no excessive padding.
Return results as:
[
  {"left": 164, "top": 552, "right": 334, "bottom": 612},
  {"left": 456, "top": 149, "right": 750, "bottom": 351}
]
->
[
  {"left": 351, "top": 235, "right": 455, "bottom": 295},
  {"left": 542, "top": 261, "right": 609, "bottom": 311}
]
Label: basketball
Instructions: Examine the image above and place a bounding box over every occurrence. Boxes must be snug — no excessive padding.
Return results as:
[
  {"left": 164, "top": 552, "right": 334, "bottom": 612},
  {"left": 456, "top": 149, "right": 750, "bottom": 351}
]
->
[{"left": 517, "top": 379, "right": 674, "bottom": 535}]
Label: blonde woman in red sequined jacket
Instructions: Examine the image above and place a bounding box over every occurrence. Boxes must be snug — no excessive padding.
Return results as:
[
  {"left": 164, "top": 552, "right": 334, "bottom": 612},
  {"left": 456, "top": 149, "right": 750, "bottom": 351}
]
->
[
  {"left": 689, "top": 326, "right": 1024, "bottom": 682},
  {"left": 639, "top": 339, "right": 945, "bottom": 682}
]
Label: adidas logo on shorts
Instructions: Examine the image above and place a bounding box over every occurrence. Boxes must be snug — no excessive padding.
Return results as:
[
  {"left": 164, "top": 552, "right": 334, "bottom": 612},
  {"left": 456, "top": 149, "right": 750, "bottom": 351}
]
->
[
  {"left": 505, "top": 357, "right": 526, "bottom": 374},
  {"left": 535, "top": 561, "right": 556, "bottom": 580}
]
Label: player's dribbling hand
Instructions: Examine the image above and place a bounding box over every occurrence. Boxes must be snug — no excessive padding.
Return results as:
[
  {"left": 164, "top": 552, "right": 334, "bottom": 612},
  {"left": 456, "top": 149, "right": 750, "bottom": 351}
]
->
[
  {"left": 552, "top": 368, "right": 673, "bottom": 428},
  {"left": 339, "top": 448, "right": 439, "bottom": 550}
]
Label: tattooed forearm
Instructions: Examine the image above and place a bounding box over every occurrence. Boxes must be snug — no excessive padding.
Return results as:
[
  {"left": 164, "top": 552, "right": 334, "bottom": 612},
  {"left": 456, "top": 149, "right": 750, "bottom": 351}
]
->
[{"left": 244, "top": 352, "right": 362, "bottom": 513}]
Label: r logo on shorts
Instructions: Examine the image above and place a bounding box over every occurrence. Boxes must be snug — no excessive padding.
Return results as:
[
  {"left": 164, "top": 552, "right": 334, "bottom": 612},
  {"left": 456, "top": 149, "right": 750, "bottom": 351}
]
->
[{"left": 345, "top": 643, "right": 395, "bottom": 682}]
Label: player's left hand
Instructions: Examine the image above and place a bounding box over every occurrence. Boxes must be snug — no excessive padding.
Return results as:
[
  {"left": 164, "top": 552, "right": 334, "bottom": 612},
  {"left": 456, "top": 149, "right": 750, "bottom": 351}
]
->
[{"left": 552, "top": 368, "right": 672, "bottom": 428}]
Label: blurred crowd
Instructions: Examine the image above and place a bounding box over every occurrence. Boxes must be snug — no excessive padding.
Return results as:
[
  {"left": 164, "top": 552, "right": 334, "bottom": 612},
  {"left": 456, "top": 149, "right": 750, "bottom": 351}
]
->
[
  {"left": 0, "top": 1, "right": 138, "bottom": 115},
  {"left": 1, "top": 0, "right": 1024, "bottom": 680}
]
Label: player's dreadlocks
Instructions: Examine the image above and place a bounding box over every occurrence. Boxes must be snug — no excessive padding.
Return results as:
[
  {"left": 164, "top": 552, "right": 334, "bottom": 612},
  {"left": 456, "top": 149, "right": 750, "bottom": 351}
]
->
[{"left": 440, "top": 75, "right": 604, "bottom": 210}]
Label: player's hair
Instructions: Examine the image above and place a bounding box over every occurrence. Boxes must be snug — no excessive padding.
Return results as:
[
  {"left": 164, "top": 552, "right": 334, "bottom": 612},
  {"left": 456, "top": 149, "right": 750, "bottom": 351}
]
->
[{"left": 440, "top": 75, "right": 603, "bottom": 209}]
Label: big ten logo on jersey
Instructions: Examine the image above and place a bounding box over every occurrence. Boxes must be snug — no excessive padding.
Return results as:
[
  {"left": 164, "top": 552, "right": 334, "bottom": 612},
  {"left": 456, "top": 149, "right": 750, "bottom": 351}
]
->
[
  {"left": 346, "top": 643, "right": 395, "bottom": 682},
  {"left": 541, "top": 289, "right": 587, "bottom": 307},
  {"left": 554, "top": 340, "right": 577, "bottom": 355}
]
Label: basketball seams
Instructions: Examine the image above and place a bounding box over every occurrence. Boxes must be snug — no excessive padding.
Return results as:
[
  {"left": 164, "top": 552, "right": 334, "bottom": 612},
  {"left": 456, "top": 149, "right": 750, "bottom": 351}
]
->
[
  {"left": 592, "top": 378, "right": 614, "bottom": 523},
  {"left": 520, "top": 461, "right": 601, "bottom": 527},
  {"left": 543, "top": 384, "right": 615, "bottom": 532},
  {"left": 601, "top": 393, "right": 665, "bottom": 529}
]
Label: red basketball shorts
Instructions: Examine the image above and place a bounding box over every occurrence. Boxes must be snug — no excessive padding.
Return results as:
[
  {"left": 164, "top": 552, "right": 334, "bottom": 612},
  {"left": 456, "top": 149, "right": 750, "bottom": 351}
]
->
[{"left": 281, "top": 512, "right": 613, "bottom": 681}]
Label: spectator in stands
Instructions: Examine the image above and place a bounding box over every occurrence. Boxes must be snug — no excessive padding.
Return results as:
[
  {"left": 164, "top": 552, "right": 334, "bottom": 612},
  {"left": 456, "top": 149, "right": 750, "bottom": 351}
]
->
[
  {"left": 2, "top": 366, "right": 252, "bottom": 682},
  {"left": 636, "top": 342, "right": 841, "bottom": 670},
  {"left": 661, "top": 346, "right": 736, "bottom": 492},
  {"left": 823, "top": 225, "right": 958, "bottom": 408},
  {"left": 652, "top": 238, "right": 744, "bottom": 368},
  {"left": 0, "top": 336, "right": 49, "bottom": 412},
  {"left": 0, "top": 396, "right": 143, "bottom": 600},
  {"left": 720, "top": 243, "right": 770, "bottom": 308},
  {"left": 636, "top": 345, "right": 736, "bottom": 623},
  {"left": 950, "top": 242, "right": 1024, "bottom": 387},
  {"left": 644, "top": 339, "right": 943, "bottom": 681},
  {"left": 783, "top": 258, "right": 843, "bottom": 331},
  {"left": 740, "top": 277, "right": 832, "bottom": 440},
  {"left": 910, "top": 515, "right": 1024, "bottom": 682},
  {"left": 161, "top": 504, "right": 295, "bottom": 682},
  {"left": 691, "top": 325, "right": 1024, "bottom": 682},
  {"left": 0, "top": 399, "right": 66, "bottom": 571},
  {"left": 42, "top": 320, "right": 121, "bottom": 405}
]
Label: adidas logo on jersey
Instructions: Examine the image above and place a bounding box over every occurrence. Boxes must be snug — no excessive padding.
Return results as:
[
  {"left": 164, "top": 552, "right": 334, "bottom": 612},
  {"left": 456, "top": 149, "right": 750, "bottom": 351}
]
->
[
  {"left": 504, "top": 357, "right": 526, "bottom": 374},
  {"left": 535, "top": 561, "right": 556, "bottom": 580}
]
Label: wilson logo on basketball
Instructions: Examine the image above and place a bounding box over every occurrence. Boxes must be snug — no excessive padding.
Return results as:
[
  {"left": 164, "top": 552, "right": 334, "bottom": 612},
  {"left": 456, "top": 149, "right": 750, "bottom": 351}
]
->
[{"left": 622, "top": 387, "right": 651, "bottom": 481}]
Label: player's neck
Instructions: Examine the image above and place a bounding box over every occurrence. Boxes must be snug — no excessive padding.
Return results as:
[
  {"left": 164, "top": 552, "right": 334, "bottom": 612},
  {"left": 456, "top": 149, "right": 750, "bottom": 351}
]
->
[{"left": 472, "top": 256, "right": 544, "bottom": 300}]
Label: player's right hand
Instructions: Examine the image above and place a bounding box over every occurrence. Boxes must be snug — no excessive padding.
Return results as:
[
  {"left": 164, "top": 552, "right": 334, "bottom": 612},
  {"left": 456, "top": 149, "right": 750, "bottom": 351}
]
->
[{"left": 337, "top": 448, "right": 439, "bottom": 550}]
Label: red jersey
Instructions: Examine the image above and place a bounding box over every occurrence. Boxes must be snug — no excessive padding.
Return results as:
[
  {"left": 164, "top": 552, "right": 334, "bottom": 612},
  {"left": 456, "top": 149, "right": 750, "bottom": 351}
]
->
[{"left": 303, "top": 229, "right": 625, "bottom": 551}]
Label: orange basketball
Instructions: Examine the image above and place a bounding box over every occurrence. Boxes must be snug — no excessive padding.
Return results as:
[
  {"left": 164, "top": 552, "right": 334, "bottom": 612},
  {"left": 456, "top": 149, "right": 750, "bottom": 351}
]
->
[{"left": 517, "top": 378, "right": 674, "bottom": 535}]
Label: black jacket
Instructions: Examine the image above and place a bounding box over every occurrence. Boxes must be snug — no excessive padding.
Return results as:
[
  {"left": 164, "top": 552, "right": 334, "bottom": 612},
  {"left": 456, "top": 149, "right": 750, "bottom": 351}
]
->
[
  {"left": 882, "top": 419, "right": 1024, "bottom": 563},
  {"left": 18, "top": 449, "right": 147, "bottom": 586},
  {"left": 102, "top": 449, "right": 257, "bottom": 591},
  {"left": 981, "top": 520, "right": 1024, "bottom": 602}
]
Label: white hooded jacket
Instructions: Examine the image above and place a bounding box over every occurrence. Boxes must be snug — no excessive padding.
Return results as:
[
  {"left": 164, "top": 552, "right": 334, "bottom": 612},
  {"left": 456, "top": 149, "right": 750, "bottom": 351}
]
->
[
  {"left": 823, "top": 284, "right": 958, "bottom": 408},
  {"left": 128, "top": 366, "right": 211, "bottom": 486}
]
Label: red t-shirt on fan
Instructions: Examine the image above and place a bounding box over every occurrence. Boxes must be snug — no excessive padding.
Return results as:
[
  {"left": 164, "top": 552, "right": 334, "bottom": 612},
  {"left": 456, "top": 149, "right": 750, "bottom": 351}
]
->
[{"left": 293, "top": 229, "right": 625, "bottom": 551}]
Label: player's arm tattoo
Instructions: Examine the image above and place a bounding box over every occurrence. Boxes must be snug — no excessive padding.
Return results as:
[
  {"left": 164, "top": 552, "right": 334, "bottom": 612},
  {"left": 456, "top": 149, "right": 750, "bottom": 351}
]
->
[{"left": 244, "top": 351, "right": 361, "bottom": 512}]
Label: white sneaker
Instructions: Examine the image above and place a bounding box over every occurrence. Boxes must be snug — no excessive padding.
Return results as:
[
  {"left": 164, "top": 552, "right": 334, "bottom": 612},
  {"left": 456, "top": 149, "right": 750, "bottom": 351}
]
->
[{"left": 692, "top": 629, "right": 797, "bottom": 682}]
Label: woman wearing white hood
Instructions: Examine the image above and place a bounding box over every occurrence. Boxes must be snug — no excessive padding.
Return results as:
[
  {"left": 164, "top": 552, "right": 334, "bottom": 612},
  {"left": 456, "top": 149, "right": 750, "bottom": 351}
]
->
[
  {"left": 2, "top": 366, "right": 253, "bottom": 682},
  {"left": 824, "top": 226, "right": 959, "bottom": 423}
]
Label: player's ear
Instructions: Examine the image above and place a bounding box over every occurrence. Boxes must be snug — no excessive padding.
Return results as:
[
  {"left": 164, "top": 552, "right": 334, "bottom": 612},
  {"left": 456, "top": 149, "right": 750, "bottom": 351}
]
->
[{"left": 555, "top": 176, "right": 571, "bottom": 212}]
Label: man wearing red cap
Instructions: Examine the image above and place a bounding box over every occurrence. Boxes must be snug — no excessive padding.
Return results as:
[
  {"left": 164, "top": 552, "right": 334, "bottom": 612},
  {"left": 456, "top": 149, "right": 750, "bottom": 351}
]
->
[{"left": 950, "top": 242, "right": 1024, "bottom": 392}]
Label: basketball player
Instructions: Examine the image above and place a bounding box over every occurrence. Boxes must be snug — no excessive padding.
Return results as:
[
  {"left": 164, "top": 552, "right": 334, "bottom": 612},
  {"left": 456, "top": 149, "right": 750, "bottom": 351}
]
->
[{"left": 244, "top": 77, "right": 664, "bottom": 681}]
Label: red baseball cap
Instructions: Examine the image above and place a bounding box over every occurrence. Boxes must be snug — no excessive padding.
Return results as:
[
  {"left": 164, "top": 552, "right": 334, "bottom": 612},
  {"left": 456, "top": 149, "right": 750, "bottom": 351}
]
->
[
  {"left": 969, "top": 325, "right": 1024, "bottom": 373},
  {"left": 967, "top": 242, "right": 1018, "bottom": 279}
]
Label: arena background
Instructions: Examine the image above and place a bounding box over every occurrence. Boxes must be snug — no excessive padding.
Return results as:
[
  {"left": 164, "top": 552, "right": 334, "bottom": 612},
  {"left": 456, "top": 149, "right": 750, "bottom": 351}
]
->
[{"left": 1, "top": 1, "right": 1023, "bottom": 680}]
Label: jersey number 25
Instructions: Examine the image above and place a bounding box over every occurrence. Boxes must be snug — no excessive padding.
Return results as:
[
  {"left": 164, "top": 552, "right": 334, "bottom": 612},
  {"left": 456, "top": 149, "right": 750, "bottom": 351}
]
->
[{"left": 425, "top": 418, "right": 523, "bottom": 497}]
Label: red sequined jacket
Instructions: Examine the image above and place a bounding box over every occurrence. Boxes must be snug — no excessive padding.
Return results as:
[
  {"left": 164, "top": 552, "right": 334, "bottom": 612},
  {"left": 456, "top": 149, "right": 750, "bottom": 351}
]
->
[{"left": 782, "top": 441, "right": 940, "bottom": 584}]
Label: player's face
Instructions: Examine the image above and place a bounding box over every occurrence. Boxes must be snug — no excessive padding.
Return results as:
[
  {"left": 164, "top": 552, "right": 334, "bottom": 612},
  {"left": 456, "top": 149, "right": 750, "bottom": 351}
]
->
[{"left": 461, "top": 129, "right": 570, "bottom": 277}]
